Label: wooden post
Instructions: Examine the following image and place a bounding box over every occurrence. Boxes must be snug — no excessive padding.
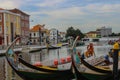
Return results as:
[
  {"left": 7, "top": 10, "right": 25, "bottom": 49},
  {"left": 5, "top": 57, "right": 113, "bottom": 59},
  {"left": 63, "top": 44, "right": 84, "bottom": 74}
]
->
[{"left": 113, "top": 42, "right": 119, "bottom": 80}]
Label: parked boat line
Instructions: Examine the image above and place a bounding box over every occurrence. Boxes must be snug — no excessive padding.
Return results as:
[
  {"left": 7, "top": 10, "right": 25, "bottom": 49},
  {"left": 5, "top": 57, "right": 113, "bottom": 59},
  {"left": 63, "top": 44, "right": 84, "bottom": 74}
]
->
[{"left": 1, "top": 36, "right": 119, "bottom": 80}]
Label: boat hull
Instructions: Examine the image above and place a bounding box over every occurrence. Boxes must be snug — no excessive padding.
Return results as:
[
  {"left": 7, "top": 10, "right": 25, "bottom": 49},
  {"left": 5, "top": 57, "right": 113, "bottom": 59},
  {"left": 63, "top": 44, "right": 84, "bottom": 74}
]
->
[
  {"left": 5, "top": 37, "right": 75, "bottom": 80},
  {"left": 80, "top": 72, "right": 112, "bottom": 80},
  {"left": 18, "top": 70, "right": 74, "bottom": 80}
]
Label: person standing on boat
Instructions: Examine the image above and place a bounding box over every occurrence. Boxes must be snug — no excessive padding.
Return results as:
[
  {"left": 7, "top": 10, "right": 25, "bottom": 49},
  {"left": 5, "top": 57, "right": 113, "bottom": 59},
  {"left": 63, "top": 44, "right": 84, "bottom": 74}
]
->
[
  {"left": 85, "top": 43, "right": 95, "bottom": 58},
  {"left": 88, "top": 43, "right": 94, "bottom": 56}
]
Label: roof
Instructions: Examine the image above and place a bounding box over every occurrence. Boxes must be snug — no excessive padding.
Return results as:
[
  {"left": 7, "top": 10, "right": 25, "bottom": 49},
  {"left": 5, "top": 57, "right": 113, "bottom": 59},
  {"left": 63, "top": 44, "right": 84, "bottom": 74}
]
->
[
  {"left": 86, "top": 31, "right": 98, "bottom": 34},
  {"left": 60, "top": 32, "right": 66, "bottom": 34},
  {"left": 30, "top": 24, "right": 45, "bottom": 32},
  {"left": 9, "top": 8, "right": 29, "bottom": 16}
]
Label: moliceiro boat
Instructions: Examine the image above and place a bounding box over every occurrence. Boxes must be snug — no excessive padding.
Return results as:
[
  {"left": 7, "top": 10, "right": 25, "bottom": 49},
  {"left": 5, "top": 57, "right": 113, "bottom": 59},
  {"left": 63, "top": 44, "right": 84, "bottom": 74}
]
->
[
  {"left": 71, "top": 51, "right": 113, "bottom": 80},
  {"left": 71, "top": 36, "right": 119, "bottom": 80},
  {"left": 5, "top": 37, "right": 74, "bottom": 80},
  {"left": 74, "top": 49, "right": 120, "bottom": 80}
]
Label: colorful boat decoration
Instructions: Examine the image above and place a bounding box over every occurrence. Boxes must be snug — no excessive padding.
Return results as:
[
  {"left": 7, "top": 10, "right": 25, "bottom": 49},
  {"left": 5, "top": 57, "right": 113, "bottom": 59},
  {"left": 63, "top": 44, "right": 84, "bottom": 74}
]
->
[
  {"left": 18, "top": 57, "right": 72, "bottom": 73},
  {"left": 77, "top": 53, "right": 112, "bottom": 74},
  {"left": 5, "top": 37, "right": 75, "bottom": 80},
  {"left": 70, "top": 36, "right": 115, "bottom": 80},
  {"left": 73, "top": 39, "right": 120, "bottom": 74},
  {"left": 71, "top": 54, "right": 114, "bottom": 80}
]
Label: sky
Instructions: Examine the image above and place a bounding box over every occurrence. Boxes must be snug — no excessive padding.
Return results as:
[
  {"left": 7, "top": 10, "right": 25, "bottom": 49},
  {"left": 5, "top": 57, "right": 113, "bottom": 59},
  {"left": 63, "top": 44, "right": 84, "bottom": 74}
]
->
[{"left": 0, "top": 0, "right": 120, "bottom": 33}]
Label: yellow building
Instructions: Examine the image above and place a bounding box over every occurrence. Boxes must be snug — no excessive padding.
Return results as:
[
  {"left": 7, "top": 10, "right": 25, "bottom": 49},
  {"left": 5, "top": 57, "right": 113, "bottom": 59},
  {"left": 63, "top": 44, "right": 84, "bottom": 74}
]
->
[
  {"left": 85, "top": 31, "right": 98, "bottom": 38},
  {"left": 0, "top": 9, "right": 21, "bottom": 45}
]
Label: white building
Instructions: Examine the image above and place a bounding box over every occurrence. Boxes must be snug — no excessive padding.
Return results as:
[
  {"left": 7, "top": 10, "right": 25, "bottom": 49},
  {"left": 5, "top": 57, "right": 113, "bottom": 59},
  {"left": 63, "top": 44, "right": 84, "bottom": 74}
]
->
[
  {"left": 59, "top": 32, "right": 66, "bottom": 41},
  {"left": 96, "top": 27, "right": 112, "bottom": 37},
  {"left": 49, "top": 28, "right": 59, "bottom": 44},
  {"left": 29, "top": 24, "right": 48, "bottom": 45}
]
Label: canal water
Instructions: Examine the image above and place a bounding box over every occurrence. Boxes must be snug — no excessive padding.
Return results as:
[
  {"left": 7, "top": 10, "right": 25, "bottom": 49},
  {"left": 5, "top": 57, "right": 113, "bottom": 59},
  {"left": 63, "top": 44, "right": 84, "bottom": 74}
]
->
[
  {"left": 30, "top": 45, "right": 112, "bottom": 65},
  {"left": 30, "top": 46, "right": 70, "bottom": 66},
  {"left": 0, "top": 44, "right": 112, "bottom": 80}
]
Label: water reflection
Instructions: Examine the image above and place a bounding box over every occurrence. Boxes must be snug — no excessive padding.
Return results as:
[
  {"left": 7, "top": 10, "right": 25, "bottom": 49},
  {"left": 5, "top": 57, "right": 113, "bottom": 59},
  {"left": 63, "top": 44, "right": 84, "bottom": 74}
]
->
[
  {"left": 30, "top": 45, "right": 112, "bottom": 65},
  {"left": 30, "top": 46, "right": 69, "bottom": 64}
]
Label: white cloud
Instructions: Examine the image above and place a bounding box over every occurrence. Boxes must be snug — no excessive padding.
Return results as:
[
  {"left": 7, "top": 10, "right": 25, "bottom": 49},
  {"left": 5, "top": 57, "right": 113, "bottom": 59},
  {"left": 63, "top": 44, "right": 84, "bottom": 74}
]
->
[
  {"left": 46, "top": 7, "right": 86, "bottom": 19},
  {"left": 0, "top": 0, "right": 22, "bottom": 9},
  {"left": 84, "top": 3, "right": 120, "bottom": 13},
  {"left": 30, "top": 6, "right": 86, "bottom": 20},
  {"left": 36, "top": 0, "right": 66, "bottom": 7},
  {"left": 31, "top": 3, "right": 120, "bottom": 18}
]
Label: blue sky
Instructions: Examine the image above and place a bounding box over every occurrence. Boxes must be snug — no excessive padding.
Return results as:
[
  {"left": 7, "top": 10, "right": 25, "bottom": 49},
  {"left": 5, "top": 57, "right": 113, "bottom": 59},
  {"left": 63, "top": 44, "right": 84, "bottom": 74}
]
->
[{"left": 0, "top": 0, "right": 120, "bottom": 33}]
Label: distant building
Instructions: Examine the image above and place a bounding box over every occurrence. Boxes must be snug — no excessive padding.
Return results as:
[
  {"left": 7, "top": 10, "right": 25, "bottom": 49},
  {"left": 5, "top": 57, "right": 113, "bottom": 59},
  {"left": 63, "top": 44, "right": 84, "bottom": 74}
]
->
[
  {"left": 49, "top": 28, "right": 59, "bottom": 44},
  {"left": 30, "top": 24, "right": 48, "bottom": 45},
  {"left": 96, "top": 27, "right": 112, "bottom": 37},
  {"left": 59, "top": 32, "right": 66, "bottom": 41},
  {"left": 0, "top": 8, "right": 21, "bottom": 45},
  {"left": 85, "top": 31, "right": 99, "bottom": 38},
  {"left": 9, "top": 8, "right": 30, "bottom": 44}
]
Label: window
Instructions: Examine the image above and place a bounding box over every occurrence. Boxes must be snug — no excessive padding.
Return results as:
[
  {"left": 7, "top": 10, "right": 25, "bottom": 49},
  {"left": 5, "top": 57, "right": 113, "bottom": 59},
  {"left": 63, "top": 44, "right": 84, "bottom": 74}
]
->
[
  {"left": 0, "top": 25, "right": 2, "bottom": 32},
  {"left": 14, "top": 17, "right": 16, "bottom": 22},
  {"left": 0, "top": 14, "right": 2, "bottom": 21},
  {"left": 42, "top": 33, "right": 44, "bottom": 37},
  {"left": 22, "top": 22, "right": 24, "bottom": 27},
  {"left": 34, "top": 33, "right": 36, "bottom": 36},
  {"left": 34, "top": 39, "right": 36, "bottom": 43},
  {"left": 30, "top": 33, "right": 31, "bottom": 37}
]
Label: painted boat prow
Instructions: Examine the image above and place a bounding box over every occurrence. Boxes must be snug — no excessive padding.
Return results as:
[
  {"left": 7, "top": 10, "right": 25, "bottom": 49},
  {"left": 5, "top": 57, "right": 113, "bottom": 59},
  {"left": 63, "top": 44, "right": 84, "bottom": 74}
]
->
[{"left": 5, "top": 37, "right": 75, "bottom": 80}]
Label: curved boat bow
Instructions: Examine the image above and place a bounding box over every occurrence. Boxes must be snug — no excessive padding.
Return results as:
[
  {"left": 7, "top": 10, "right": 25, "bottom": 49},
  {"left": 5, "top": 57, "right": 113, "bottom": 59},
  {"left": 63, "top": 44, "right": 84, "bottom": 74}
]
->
[{"left": 5, "top": 37, "right": 74, "bottom": 80}]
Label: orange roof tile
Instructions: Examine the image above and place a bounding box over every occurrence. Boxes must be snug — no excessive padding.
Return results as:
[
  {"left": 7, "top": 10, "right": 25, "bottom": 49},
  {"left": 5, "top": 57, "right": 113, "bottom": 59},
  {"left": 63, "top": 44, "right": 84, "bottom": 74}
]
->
[{"left": 30, "top": 24, "right": 45, "bottom": 32}]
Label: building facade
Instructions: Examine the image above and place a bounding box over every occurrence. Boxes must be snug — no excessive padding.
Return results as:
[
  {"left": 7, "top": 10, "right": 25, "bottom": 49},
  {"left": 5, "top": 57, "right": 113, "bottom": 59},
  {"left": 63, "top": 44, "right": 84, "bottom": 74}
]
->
[
  {"left": 0, "top": 9, "right": 21, "bottom": 45},
  {"left": 85, "top": 31, "right": 99, "bottom": 38},
  {"left": 96, "top": 27, "right": 112, "bottom": 37},
  {"left": 59, "top": 32, "right": 66, "bottom": 41},
  {"left": 49, "top": 28, "right": 59, "bottom": 44},
  {"left": 9, "top": 8, "right": 30, "bottom": 44},
  {"left": 30, "top": 24, "right": 48, "bottom": 45}
]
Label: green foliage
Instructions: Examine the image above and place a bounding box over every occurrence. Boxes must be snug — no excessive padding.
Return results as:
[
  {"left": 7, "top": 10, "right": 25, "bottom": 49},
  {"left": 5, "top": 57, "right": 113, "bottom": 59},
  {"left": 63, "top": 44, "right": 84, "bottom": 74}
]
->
[
  {"left": 118, "top": 33, "right": 120, "bottom": 36},
  {"left": 109, "top": 32, "right": 119, "bottom": 36},
  {"left": 66, "top": 26, "right": 85, "bottom": 40}
]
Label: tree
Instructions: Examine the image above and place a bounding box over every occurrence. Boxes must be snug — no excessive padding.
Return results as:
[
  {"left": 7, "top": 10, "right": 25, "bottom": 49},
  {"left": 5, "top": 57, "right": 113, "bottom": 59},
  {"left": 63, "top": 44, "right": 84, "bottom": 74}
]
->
[
  {"left": 66, "top": 27, "right": 84, "bottom": 40},
  {"left": 109, "top": 32, "right": 117, "bottom": 36},
  {"left": 118, "top": 33, "right": 120, "bottom": 36}
]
